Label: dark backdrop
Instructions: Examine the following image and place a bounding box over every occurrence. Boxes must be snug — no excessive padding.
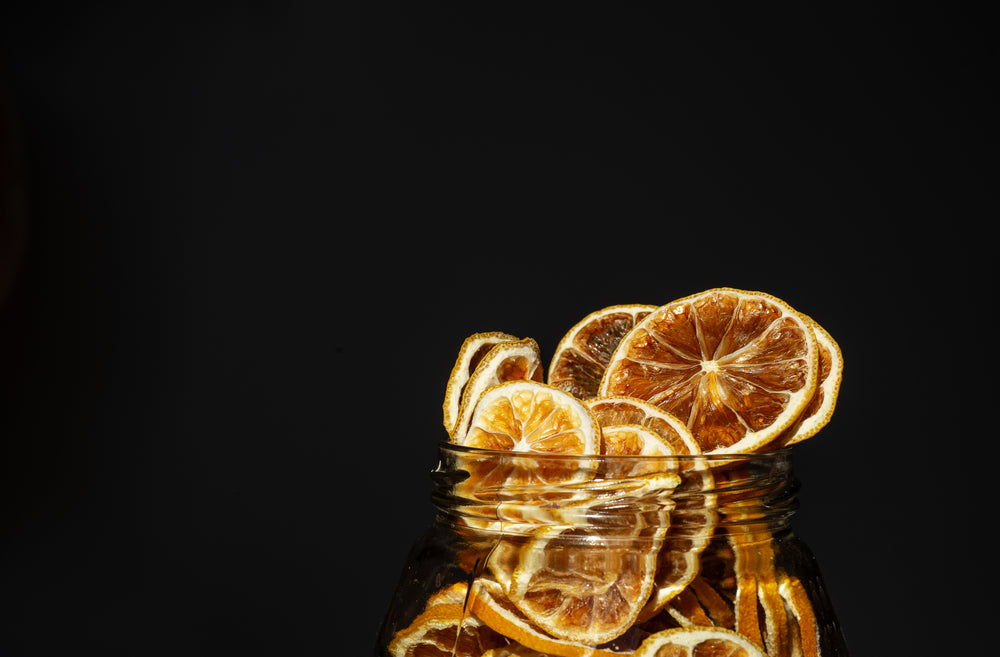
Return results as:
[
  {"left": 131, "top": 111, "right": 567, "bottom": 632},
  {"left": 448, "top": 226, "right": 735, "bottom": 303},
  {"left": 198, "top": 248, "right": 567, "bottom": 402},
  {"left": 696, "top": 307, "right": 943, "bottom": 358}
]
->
[{"left": 0, "top": 2, "right": 992, "bottom": 656}]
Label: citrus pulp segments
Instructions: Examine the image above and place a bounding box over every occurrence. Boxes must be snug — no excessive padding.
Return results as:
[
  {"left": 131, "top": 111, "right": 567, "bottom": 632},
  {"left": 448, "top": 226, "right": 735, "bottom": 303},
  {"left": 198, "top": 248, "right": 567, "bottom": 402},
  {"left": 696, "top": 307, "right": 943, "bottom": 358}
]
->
[
  {"left": 449, "top": 340, "right": 547, "bottom": 443},
  {"left": 773, "top": 317, "right": 843, "bottom": 447},
  {"left": 585, "top": 396, "right": 702, "bottom": 458},
  {"left": 471, "top": 578, "right": 624, "bottom": 657},
  {"left": 442, "top": 331, "right": 519, "bottom": 434},
  {"left": 506, "top": 522, "right": 665, "bottom": 645},
  {"left": 386, "top": 603, "right": 505, "bottom": 657},
  {"left": 632, "top": 626, "right": 769, "bottom": 657},
  {"left": 459, "top": 380, "right": 600, "bottom": 456},
  {"left": 548, "top": 304, "right": 658, "bottom": 400},
  {"left": 599, "top": 288, "right": 819, "bottom": 454}
]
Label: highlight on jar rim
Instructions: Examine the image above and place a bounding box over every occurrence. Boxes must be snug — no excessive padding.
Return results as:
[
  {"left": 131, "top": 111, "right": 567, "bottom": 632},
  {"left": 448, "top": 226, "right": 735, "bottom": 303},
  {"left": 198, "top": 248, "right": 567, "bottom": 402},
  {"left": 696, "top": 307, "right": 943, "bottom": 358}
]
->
[{"left": 380, "top": 287, "right": 847, "bottom": 657}]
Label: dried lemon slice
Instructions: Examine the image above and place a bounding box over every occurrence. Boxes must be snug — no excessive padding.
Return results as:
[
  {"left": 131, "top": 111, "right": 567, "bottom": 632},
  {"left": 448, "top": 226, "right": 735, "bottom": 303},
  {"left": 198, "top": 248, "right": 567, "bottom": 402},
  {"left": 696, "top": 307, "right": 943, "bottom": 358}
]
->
[
  {"left": 443, "top": 331, "right": 519, "bottom": 434},
  {"left": 600, "top": 288, "right": 819, "bottom": 454},
  {"left": 387, "top": 603, "right": 505, "bottom": 657},
  {"left": 501, "top": 469, "right": 684, "bottom": 645},
  {"left": 458, "top": 380, "right": 600, "bottom": 457},
  {"left": 549, "top": 304, "right": 658, "bottom": 400},
  {"left": 778, "top": 571, "right": 821, "bottom": 657},
  {"left": 633, "top": 626, "right": 769, "bottom": 657},
  {"left": 471, "top": 578, "right": 623, "bottom": 657},
  {"left": 585, "top": 396, "right": 717, "bottom": 623},
  {"left": 773, "top": 317, "right": 843, "bottom": 447},
  {"left": 586, "top": 396, "right": 701, "bottom": 458},
  {"left": 450, "top": 338, "right": 545, "bottom": 441}
]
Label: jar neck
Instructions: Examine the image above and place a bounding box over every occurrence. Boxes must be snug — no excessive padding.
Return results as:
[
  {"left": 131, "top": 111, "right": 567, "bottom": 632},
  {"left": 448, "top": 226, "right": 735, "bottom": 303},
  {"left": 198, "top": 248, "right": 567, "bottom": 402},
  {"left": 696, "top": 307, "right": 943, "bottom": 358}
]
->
[{"left": 430, "top": 443, "right": 799, "bottom": 539}]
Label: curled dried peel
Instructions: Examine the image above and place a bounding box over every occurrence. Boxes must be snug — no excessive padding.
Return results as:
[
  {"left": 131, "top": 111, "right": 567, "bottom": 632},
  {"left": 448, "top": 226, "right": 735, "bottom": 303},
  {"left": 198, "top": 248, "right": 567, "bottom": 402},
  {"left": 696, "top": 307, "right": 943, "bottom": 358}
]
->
[{"left": 600, "top": 288, "right": 819, "bottom": 454}]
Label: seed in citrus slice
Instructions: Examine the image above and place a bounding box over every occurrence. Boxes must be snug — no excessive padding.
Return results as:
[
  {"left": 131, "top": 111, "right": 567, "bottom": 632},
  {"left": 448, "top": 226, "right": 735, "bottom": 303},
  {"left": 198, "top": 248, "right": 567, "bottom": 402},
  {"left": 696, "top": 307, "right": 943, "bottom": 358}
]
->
[
  {"left": 778, "top": 572, "right": 821, "bottom": 657},
  {"left": 451, "top": 338, "right": 545, "bottom": 441},
  {"left": 600, "top": 288, "right": 819, "bottom": 454},
  {"left": 387, "top": 603, "right": 506, "bottom": 657},
  {"left": 443, "top": 332, "right": 520, "bottom": 434},
  {"left": 471, "top": 578, "right": 624, "bottom": 657},
  {"left": 633, "top": 626, "right": 769, "bottom": 657},
  {"left": 549, "top": 304, "right": 658, "bottom": 400},
  {"left": 773, "top": 317, "right": 843, "bottom": 447}
]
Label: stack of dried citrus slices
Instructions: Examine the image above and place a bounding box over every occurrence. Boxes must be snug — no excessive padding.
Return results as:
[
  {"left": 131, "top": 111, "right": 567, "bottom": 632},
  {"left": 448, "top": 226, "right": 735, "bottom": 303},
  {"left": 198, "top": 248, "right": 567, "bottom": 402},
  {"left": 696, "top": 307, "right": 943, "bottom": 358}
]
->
[{"left": 389, "top": 288, "right": 843, "bottom": 657}]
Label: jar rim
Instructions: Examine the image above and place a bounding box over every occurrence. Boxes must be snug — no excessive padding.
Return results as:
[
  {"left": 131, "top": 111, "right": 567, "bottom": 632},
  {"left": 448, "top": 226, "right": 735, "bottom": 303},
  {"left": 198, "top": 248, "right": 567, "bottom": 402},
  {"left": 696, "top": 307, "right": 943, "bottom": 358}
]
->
[{"left": 437, "top": 441, "right": 793, "bottom": 463}]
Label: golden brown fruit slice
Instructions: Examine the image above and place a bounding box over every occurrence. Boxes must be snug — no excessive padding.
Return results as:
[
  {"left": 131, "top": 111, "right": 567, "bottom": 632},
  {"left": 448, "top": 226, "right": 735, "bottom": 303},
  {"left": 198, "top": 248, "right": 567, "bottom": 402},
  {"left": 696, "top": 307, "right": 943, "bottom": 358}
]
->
[
  {"left": 773, "top": 317, "right": 843, "bottom": 447},
  {"left": 600, "top": 288, "right": 818, "bottom": 454},
  {"left": 443, "top": 331, "right": 519, "bottom": 434},
  {"left": 451, "top": 338, "right": 545, "bottom": 441},
  {"left": 471, "top": 578, "right": 624, "bottom": 657},
  {"left": 506, "top": 516, "right": 664, "bottom": 645},
  {"left": 549, "top": 304, "right": 657, "bottom": 400},
  {"left": 778, "top": 571, "right": 821, "bottom": 657},
  {"left": 387, "top": 603, "right": 506, "bottom": 657},
  {"left": 633, "top": 626, "right": 769, "bottom": 657},
  {"left": 458, "top": 380, "right": 600, "bottom": 457},
  {"left": 585, "top": 396, "right": 701, "bottom": 458}
]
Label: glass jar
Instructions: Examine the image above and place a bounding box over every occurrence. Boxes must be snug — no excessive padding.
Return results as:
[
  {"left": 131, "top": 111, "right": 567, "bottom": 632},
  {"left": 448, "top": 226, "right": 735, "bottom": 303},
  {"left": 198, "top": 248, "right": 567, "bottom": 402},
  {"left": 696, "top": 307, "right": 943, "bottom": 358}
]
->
[{"left": 375, "top": 443, "right": 849, "bottom": 656}]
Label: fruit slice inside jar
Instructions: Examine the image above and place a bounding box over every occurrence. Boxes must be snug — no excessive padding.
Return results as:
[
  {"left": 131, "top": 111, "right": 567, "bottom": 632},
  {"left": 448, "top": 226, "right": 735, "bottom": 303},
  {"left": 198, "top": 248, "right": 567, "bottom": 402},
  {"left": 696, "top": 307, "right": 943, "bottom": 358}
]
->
[
  {"left": 632, "top": 626, "right": 769, "bottom": 657},
  {"left": 600, "top": 288, "right": 819, "bottom": 454}
]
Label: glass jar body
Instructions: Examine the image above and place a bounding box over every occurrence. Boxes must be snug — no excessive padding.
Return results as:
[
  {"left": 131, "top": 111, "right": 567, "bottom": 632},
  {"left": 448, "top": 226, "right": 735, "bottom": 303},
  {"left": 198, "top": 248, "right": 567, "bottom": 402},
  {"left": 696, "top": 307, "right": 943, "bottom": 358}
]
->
[{"left": 376, "top": 444, "right": 849, "bottom": 656}]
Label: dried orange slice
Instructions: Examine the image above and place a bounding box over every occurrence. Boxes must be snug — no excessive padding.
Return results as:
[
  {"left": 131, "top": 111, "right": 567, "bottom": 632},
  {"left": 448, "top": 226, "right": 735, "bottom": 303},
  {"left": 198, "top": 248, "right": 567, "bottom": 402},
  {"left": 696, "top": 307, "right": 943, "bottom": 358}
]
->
[
  {"left": 773, "top": 317, "right": 843, "bottom": 447},
  {"left": 549, "top": 304, "right": 658, "bottom": 400},
  {"left": 458, "top": 380, "right": 600, "bottom": 457},
  {"left": 585, "top": 396, "right": 701, "bottom": 458},
  {"left": 584, "top": 397, "right": 717, "bottom": 623},
  {"left": 633, "top": 626, "right": 769, "bottom": 657},
  {"left": 600, "top": 288, "right": 819, "bottom": 453},
  {"left": 387, "top": 603, "right": 506, "bottom": 657},
  {"left": 471, "top": 578, "right": 623, "bottom": 657},
  {"left": 451, "top": 338, "right": 545, "bottom": 441},
  {"left": 506, "top": 516, "right": 666, "bottom": 644},
  {"left": 443, "top": 331, "right": 519, "bottom": 434},
  {"left": 778, "top": 571, "right": 821, "bottom": 657}
]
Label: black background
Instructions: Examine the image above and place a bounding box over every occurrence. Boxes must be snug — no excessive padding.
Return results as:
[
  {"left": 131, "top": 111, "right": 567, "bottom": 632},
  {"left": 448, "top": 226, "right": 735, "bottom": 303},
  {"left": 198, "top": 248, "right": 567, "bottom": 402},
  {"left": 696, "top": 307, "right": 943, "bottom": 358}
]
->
[{"left": 0, "top": 2, "right": 993, "bottom": 656}]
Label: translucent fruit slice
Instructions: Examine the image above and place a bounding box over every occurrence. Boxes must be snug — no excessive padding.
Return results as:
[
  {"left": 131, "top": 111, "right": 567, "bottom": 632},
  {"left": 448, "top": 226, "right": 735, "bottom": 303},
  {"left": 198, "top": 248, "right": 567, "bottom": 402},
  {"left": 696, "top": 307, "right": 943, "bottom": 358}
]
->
[
  {"left": 773, "top": 317, "right": 843, "bottom": 447},
  {"left": 633, "top": 626, "right": 769, "bottom": 657},
  {"left": 585, "top": 396, "right": 701, "bottom": 458},
  {"left": 600, "top": 288, "right": 819, "bottom": 454},
  {"left": 443, "top": 331, "right": 520, "bottom": 434},
  {"left": 451, "top": 338, "right": 545, "bottom": 441},
  {"left": 453, "top": 381, "right": 602, "bottom": 526},
  {"left": 386, "top": 603, "right": 506, "bottom": 657},
  {"left": 458, "top": 380, "right": 600, "bottom": 458},
  {"left": 471, "top": 578, "right": 623, "bottom": 657},
  {"left": 585, "top": 396, "right": 717, "bottom": 622},
  {"left": 778, "top": 571, "right": 821, "bottom": 657},
  {"left": 549, "top": 304, "right": 658, "bottom": 400},
  {"left": 507, "top": 521, "right": 664, "bottom": 645}
]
